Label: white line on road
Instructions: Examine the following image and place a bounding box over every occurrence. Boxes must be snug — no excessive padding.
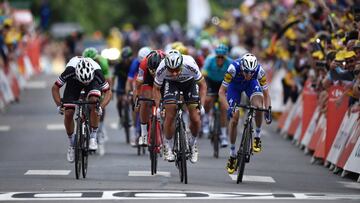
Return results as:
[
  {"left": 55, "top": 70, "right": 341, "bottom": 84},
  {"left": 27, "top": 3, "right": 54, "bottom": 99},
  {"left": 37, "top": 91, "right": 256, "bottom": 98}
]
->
[
  {"left": 229, "top": 175, "right": 276, "bottom": 183},
  {"left": 46, "top": 124, "right": 64, "bottom": 130},
  {"left": 0, "top": 125, "right": 10, "bottom": 132},
  {"left": 135, "top": 193, "right": 186, "bottom": 197},
  {"left": 24, "top": 170, "right": 71, "bottom": 176},
  {"left": 128, "top": 171, "right": 171, "bottom": 177},
  {"left": 338, "top": 181, "right": 360, "bottom": 189},
  {"left": 25, "top": 81, "right": 47, "bottom": 89},
  {"left": 34, "top": 193, "right": 82, "bottom": 198}
]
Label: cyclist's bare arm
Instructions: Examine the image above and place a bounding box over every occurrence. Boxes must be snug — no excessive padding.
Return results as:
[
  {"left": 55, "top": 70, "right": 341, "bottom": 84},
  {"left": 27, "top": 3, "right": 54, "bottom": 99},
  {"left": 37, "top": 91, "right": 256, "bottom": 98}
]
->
[
  {"left": 152, "top": 84, "right": 161, "bottom": 108},
  {"left": 218, "top": 84, "right": 229, "bottom": 110},
  {"left": 197, "top": 77, "right": 207, "bottom": 106},
  {"left": 100, "top": 90, "right": 112, "bottom": 109},
  {"left": 263, "top": 88, "right": 271, "bottom": 109},
  {"left": 134, "top": 79, "right": 143, "bottom": 99},
  {"left": 51, "top": 84, "right": 61, "bottom": 107}
]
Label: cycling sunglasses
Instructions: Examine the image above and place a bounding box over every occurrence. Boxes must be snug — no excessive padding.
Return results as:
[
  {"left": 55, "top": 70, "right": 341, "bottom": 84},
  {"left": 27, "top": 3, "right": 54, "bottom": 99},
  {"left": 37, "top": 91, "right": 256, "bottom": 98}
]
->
[{"left": 243, "top": 69, "right": 255, "bottom": 75}]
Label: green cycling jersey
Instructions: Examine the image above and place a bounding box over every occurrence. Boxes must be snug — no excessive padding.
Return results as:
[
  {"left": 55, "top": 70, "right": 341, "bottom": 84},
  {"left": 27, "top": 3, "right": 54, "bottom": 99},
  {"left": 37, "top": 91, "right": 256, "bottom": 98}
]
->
[{"left": 94, "top": 55, "right": 110, "bottom": 79}]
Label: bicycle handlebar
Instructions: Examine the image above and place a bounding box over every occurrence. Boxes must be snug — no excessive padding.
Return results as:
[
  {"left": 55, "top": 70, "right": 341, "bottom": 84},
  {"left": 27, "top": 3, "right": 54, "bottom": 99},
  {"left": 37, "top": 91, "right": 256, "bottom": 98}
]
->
[
  {"left": 235, "top": 103, "right": 269, "bottom": 112},
  {"left": 62, "top": 100, "right": 99, "bottom": 106},
  {"left": 161, "top": 99, "right": 200, "bottom": 106}
]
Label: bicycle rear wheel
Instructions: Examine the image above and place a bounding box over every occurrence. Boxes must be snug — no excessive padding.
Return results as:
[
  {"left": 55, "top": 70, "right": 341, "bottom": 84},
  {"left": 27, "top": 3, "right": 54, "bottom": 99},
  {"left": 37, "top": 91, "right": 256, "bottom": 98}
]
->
[
  {"left": 123, "top": 105, "right": 130, "bottom": 144},
  {"left": 74, "top": 119, "right": 82, "bottom": 179},
  {"left": 82, "top": 122, "right": 90, "bottom": 178},
  {"left": 212, "top": 110, "right": 220, "bottom": 158},
  {"left": 236, "top": 124, "right": 251, "bottom": 184}
]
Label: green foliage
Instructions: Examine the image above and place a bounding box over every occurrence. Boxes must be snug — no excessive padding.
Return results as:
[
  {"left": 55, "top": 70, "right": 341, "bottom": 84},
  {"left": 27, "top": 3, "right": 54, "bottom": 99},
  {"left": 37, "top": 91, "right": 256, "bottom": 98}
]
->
[{"left": 31, "top": 0, "right": 188, "bottom": 34}]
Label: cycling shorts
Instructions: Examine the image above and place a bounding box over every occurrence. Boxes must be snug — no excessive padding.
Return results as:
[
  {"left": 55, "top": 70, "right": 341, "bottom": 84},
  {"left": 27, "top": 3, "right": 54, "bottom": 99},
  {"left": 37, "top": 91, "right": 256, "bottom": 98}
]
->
[
  {"left": 63, "top": 79, "right": 102, "bottom": 109},
  {"left": 227, "top": 79, "right": 263, "bottom": 108},
  {"left": 206, "top": 78, "right": 222, "bottom": 95},
  {"left": 163, "top": 78, "right": 199, "bottom": 102}
]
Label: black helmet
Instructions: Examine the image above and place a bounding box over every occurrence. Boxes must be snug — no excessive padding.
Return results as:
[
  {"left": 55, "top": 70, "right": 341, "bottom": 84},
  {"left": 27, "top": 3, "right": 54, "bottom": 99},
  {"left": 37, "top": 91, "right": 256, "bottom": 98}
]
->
[
  {"left": 147, "top": 50, "right": 165, "bottom": 73},
  {"left": 121, "top": 46, "right": 133, "bottom": 59}
]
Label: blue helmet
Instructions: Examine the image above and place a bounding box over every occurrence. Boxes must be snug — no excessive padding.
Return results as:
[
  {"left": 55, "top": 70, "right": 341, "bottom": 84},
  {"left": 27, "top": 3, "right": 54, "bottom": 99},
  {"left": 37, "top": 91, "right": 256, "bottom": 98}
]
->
[{"left": 215, "top": 44, "right": 228, "bottom": 56}]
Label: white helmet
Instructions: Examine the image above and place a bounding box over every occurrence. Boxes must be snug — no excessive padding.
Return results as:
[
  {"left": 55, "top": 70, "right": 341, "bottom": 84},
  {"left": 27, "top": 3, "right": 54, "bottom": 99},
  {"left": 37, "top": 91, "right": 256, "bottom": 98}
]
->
[
  {"left": 75, "top": 58, "right": 95, "bottom": 84},
  {"left": 241, "top": 53, "right": 258, "bottom": 73},
  {"left": 165, "top": 49, "right": 183, "bottom": 70},
  {"left": 138, "top": 46, "right": 152, "bottom": 61}
]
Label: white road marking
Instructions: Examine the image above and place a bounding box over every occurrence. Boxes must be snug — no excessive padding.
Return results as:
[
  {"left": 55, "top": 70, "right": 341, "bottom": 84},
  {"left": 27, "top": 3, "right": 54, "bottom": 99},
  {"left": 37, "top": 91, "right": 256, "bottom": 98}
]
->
[
  {"left": 128, "top": 171, "right": 171, "bottom": 177},
  {"left": 25, "top": 81, "right": 47, "bottom": 89},
  {"left": 135, "top": 193, "right": 186, "bottom": 197},
  {"left": 46, "top": 124, "right": 64, "bottom": 130},
  {"left": 229, "top": 175, "right": 276, "bottom": 183},
  {"left": 24, "top": 170, "right": 71, "bottom": 176},
  {"left": 110, "top": 122, "right": 118, "bottom": 129},
  {"left": 338, "top": 181, "right": 360, "bottom": 189},
  {"left": 34, "top": 193, "right": 82, "bottom": 198},
  {"left": 0, "top": 125, "right": 10, "bottom": 132},
  {"left": 0, "top": 191, "right": 360, "bottom": 200}
]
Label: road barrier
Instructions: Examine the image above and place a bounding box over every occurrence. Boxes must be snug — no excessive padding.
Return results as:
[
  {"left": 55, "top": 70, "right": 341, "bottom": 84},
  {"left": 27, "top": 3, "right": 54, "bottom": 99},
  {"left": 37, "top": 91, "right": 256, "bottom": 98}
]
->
[
  {"left": 0, "top": 34, "right": 41, "bottom": 112},
  {"left": 278, "top": 82, "right": 360, "bottom": 182}
]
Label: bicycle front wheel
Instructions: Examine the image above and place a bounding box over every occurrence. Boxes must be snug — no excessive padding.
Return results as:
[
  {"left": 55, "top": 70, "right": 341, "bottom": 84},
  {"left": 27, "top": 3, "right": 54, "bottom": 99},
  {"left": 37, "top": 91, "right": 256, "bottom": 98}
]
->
[
  {"left": 149, "top": 117, "right": 157, "bottom": 175},
  {"left": 74, "top": 119, "right": 82, "bottom": 179},
  {"left": 179, "top": 121, "right": 188, "bottom": 184},
  {"left": 82, "top": 122, "right": 90, "bottom": 178},
  {"left": 236, "top": 124, "right": 251, "bottom": 184}
]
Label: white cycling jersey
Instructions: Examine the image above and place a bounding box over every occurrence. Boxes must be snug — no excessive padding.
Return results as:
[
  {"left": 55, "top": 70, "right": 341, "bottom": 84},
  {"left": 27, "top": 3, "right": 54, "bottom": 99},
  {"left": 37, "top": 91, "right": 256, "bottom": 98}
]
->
[{"left": 154, "top": 55, "right": 202, "bottom": 86}]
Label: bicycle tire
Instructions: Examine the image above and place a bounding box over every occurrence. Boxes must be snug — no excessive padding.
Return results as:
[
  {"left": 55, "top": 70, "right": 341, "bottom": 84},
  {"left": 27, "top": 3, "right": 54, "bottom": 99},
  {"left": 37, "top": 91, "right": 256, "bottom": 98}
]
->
[
  {"left": 82, "top": 120, "right": 90, "bottom": 178},
  {"left": 74, "top": 118, "right": 82, "bottom": 179},
  {"left": 123, "top": 105, "right": 130, "bottom": 144},
  {"left": 213, "top": 109, "right": 220, "bottom": 158},
  {"left": 237, "top": 123, "right": 251, "bottom": 184},
  {"left": 150, "top": 116, "right": 157, "bottom": 175},
  {"left": 179, "top": 120, "right": 188, "bottom": 184}
]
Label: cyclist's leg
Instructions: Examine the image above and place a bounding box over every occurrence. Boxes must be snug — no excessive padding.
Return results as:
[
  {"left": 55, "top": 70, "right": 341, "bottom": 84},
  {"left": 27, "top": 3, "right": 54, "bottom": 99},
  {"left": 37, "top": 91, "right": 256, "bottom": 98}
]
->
[
  {"left": 139, "top": 85, "right": 152, "bottom": 145},
  {"left": 246, "top": 80, "right": 264, "bottom": 152},
  {"left": 227, "top": 84, "right": 242, "bottom": 157},
  {"left": 63, "top": 81, "right": 82, "bottom": 162},
  {"left": 85, "top": 81, "right": 102, "bottom": 150},
  {"left": 162, "top": 80, "right": 177, "bottom": 161},
  {"left": 203, "top": 78, "right": 215, "bottom": 135},
  {"left": 182, "top": 79, "right": 201, "bottom": 163}
]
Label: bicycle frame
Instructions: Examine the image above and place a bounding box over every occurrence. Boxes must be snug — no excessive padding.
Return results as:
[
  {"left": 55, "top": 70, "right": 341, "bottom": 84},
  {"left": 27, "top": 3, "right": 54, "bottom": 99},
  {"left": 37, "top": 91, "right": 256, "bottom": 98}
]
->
[
  {"left": 235, "top": 103, "right": 269, "bottom": 184},
  {"left": 62, "top": 91, "right": 99, "bottom": 179}
]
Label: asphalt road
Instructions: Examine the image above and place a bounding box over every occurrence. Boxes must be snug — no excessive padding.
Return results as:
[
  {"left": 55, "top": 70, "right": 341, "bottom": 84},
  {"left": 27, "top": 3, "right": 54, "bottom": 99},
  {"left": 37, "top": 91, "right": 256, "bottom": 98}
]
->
[{"left": 0, "top": 74, "right": 359, "bottom": 202}]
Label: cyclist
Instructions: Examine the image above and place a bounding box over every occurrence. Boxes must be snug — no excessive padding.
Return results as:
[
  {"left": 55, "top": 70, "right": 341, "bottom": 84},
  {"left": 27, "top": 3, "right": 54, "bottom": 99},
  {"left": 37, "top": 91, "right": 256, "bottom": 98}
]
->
[
  {"left": 134, "top": 50, "right": 166, "bottom": 146},
  {"left": 202, "top": 44, "right": 233, "bottom": 147},
  {"left": 153, "top": 49, "right": 207, "bottom": 163},
  {"left": 82, "top": 47, "right": 111, "bottom": 145},
  {"left": 112, "top": 46, "right": 136, "bottom": 144},
  {"left": 218, "top": 53, "right": 272, "bottom": 174},
  {"left": 51, "top": 56, "right": 111, "bottom": 162},
  {"left": 125, "top": 46, "right": 152, "bottom": 145}
]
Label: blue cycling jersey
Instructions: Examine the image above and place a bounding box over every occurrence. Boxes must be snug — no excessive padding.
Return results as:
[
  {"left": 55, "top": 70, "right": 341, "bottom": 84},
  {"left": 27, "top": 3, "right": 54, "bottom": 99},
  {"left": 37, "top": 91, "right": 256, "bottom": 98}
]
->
[
  {"left": 202, "top": 55, "right": 233, "bottom": 82},
  {"left": 127, "top": 58, "right": 140, "bottom": 79},
  {"left": 222, "top": 59, "right": 268, "bottom": 89}
]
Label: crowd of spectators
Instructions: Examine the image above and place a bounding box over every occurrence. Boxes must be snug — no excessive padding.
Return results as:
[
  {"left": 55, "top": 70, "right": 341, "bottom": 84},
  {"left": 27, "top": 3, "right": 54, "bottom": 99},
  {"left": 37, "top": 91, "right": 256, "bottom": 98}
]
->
[{"left": 95, "top": 0, "right": 359, "bottom": 116}]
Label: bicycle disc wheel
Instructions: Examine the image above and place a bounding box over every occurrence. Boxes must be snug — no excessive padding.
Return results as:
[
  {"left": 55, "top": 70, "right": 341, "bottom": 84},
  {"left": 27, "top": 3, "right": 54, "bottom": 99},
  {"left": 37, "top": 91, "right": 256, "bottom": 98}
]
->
[
  {"left": 74, "top": 119, "right": 81, "bottom": 179},
  {"left": 82, "top": 122, "right": 90, "bottom": 178},
  {"left": 237, "top": 125, "right": 251, "bottom": 184}
]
